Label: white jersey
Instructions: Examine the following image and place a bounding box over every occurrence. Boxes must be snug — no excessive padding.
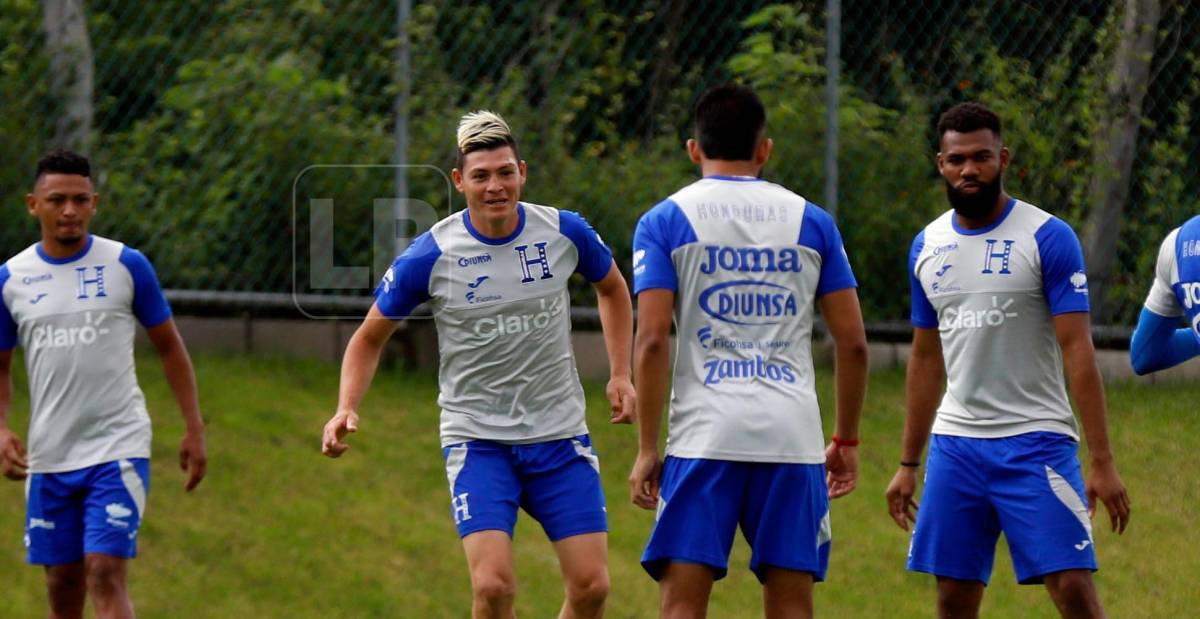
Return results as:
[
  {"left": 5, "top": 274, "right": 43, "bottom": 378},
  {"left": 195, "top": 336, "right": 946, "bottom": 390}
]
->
[
  {"left": 375, "top": 202, "right": 613, "bottom": 447},
  {"left": 1143, "top": 215, "right": 1200, "bottom": 342},
  {"left": 0, "top": 236, "right": 172, "bottom": 473},
  {"left": 632, "top": 176, "right": 857, "bottom": 464},
  {"left": 910, "top": 199, "right": 1090, "bottom": 440}
]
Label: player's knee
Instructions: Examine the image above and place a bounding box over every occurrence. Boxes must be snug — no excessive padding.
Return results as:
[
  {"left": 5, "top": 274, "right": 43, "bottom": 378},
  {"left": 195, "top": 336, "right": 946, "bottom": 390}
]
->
[
  {"left": 45, "top": 566, "right": 85, "bottom": 599},
  {"left": 84, "top": 557, "right": 127, "bottom": 597},
  {"left": 936, "top": 582, "right": 982, "bottom": 618},
  {"left": 1046, "top": 571, "right": 1099, "bottom": 611},
  {"left": 471, "top": 572, "right": 516, "bottom": 606},
  {"left": 565, "top": 570, "right": 609, "bottom": 608}
]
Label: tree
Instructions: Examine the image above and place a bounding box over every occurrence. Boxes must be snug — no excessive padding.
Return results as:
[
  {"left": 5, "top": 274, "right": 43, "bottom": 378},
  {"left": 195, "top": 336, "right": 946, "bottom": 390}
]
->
[{"left": 41, "top": 0, "right": 93, "bottom": 152}]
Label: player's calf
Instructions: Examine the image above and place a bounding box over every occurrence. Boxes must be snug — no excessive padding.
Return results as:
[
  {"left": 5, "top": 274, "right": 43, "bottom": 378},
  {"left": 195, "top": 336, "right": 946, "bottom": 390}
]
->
[{"left": 84, "top": 554, "right": 134, "bottom": 619}]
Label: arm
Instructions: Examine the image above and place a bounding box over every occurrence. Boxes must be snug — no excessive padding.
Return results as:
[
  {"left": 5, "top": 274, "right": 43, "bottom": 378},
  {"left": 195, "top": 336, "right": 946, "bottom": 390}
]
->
[
  {"left": 628, "top": 288, "right": 673, "bottom": 510},
  {"left": 146, "top": 319, "right": 206, "bottom": 491},
  {"left": 321, "top": 304, "right": 399, "bottom": 458},
  {"left": 1055, "top": 312, "right": 1130, "bottom": 533},
  {"left": 0, "top": 349, "right": 26, "bottom": 480},
  {"left": 885, "top": 327, "right": 944, "bottom": 531},
  {"left": 817, "top": 289, "right": 868, "bottom": 498},
  {"left": 592, "top": 261, "right": 635, "bottom": 423},
  {"left": 1130, "top": 307, "right": 1200, "bottom": 375}
]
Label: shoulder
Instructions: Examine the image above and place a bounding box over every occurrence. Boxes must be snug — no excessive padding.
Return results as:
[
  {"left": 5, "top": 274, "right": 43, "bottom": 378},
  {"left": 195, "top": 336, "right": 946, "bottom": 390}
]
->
[
  {"left": 90, "top": 235, "right": 128, "bottom": 259},
  {"left": 519, "top": 201, "right": 561, "bottom": 229},
  {"left": 1032, "top": 213, "right": 1080, "bottom": 247}
]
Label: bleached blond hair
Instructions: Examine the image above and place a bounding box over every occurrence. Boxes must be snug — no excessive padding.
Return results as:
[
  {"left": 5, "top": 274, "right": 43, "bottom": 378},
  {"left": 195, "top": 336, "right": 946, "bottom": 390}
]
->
[{"left": 455, "top": 110, "right": 518, "bottom": 168}]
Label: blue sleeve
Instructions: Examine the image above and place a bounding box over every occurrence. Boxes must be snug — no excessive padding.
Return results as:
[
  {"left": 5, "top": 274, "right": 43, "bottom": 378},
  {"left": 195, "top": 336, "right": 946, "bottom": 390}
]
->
[
  {"left": 0, "top": 265, "right": 15, "bottom": 350},
  {"left": 375, "top": 232, "right": 440, "bottom": 319},
  {"left": 1035, "top": 217, "right": 1090, "bottom": 315},
  {"left": 1130, "top": 307, "right": 1200, "bottom": 375},
  {"left": 119, "top": 247, "right": 173, "bottom": 328},
  {"left": 559, "top": 210, "right": 613, "bottom": 283},
  {"left": 632, "top": 199, "right": 696, "bottom": 294},
  {"left": 909, "top": 232, "right": 938, "bottom": 328},
  {"left": 798, "top": 203, "right": 857, "bottom": 297}
]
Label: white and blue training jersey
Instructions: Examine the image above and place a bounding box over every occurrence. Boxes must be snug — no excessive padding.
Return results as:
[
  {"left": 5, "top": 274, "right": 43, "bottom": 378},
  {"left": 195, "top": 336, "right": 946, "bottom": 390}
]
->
[
  {"left": 376, "top": 202, "right": 612, "bottom": 447},
  {"left": 633, "top": 176, "right": 857, "bottom": 464},
  {"left": 910, "top": 198, "right": 1090, "bottom": 440},
  {"left": 0, "top": 235, "right": 172, "bottom": 473},
  {"left": 1143, "top": 214, "right": 1200, "bottom": 344}
]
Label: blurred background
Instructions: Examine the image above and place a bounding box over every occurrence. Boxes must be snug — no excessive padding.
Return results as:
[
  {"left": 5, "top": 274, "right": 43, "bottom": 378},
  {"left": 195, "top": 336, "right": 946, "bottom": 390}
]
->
[{"left": 3, "top": 0, "right": 1197, "bottom": 335}]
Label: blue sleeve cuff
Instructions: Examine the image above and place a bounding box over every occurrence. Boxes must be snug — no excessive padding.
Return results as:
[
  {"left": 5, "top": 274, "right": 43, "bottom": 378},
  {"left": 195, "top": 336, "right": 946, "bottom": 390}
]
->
[
  {"left": 119, "top": 247, "right": 172, "bottom": 328},
  {"left": 375, "top": 232, "right": 440, "bottom": 318}
]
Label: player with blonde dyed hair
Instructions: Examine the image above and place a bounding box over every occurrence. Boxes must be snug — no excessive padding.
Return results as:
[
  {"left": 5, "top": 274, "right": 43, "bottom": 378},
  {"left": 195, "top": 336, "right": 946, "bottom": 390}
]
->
[{"left": 323, "top": 110, "right": 634, "bottom": 618}]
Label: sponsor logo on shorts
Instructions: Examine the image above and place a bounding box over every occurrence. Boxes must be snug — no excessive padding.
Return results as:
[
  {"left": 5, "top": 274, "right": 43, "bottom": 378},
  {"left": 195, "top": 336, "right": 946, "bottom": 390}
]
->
[
  {"left": 451, "top": 492, "right": 471, "bottom": 524},
  {"left": 106, "top": 503, "right": 133, "bottom": 528},
  {"left": 1074, "top": 540, "right": 1091, "bottom": 551},
  {"left": 28, "top": 518, "right": 55, "bottom": 530}
]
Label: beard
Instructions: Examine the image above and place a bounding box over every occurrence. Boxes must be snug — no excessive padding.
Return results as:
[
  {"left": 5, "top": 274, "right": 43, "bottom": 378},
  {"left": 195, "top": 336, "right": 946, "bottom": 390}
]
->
[{"left": 945, "top": 172, "right": 1002, "bottom": 220}]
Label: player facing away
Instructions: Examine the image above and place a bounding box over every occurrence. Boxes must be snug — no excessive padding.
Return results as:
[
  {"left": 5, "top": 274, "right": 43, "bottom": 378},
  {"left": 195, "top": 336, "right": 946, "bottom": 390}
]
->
[
  {"left": 1129, "top": 215, "right": 1200, "bottom": 374},
  {"left": 321, "top": 111, "right": 634, "bottom": 619},
  {"left": 628, "top": 84, "right": 868, "bottom": 618},
  {"left": 885, "top": 102, "right": 1131, "bottom": 619},
  {"left": 0, "top": 150, "right": 207, "bottom": 619}
]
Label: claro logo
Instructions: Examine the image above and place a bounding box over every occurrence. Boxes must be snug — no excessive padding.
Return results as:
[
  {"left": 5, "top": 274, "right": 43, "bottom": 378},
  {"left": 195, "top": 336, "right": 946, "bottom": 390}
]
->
[
  {"left": 939, "top": 296, "right": 1018, "bottom": 330},
  {"left": 472, "top": 296, "right": 564, "bottom": 338},
  {"left": 30, "top": 312, "right": 111, "bottom": 350}
]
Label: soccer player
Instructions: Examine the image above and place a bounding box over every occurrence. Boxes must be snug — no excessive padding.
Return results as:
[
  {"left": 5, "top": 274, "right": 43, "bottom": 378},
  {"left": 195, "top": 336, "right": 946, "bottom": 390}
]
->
[
  {"left": 321, "top": 111, "right": 634, "bottom": 619},
  {"left": 628, "top": 84, "right": 868, "bottom": 618},
  {"left": 1129, "top": 215, "right": 1200, "bottom": 374},
  {"left": 0, "top": 150, "right": 207, "bottom": 619},
  {"left": 885, "top": 102, "right": 1131, "bottom": 619}
]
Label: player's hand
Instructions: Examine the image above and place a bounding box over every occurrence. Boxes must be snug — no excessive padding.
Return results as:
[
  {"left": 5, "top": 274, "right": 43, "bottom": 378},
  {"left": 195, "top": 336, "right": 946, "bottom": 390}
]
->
[
  {"left": 607, "top": 375, "right": 636, "bottom": 424},
  {"left": 179, "top": 428, "right": 207, "bottom": 491},
  {"left": 1086, "top": 457, "right": 1130, "bottom": 534},
  {"left": 885, "top": 467, "right": 920, "bottom": 531},
  {"left": 322, "top": 410, "right": 359, "bottom": 458},
  {"left": 0, "top": 428, "right": 28, "bottom": 481},
  {"left": 628, "top": 450, "right": 662, "bottom": 510},
  {"left": 825, "top": 442, "right": 858, "bottom": 499}
]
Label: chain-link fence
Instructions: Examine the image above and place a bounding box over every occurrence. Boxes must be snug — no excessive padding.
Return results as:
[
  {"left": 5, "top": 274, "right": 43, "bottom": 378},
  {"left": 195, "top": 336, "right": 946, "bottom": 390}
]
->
[{"left": 2, "top": 0, "right": 1197, "bottom": 329}]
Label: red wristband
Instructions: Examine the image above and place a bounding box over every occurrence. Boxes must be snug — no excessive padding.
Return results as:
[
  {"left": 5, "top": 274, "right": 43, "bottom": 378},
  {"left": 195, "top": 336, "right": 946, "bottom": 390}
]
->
[{"left": 831, "top": 435, "right": 859, "bottom": 447}]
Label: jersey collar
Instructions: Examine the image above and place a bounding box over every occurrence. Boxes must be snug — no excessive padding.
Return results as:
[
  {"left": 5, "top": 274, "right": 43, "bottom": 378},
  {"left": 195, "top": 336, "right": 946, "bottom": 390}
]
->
[
  {"left": 36, "top": 235, "right": 94, "bottom": 264},
  {"left": 463, "top": 203, "right": 526, "bottom": 246},
  {"left": 951, "top": 197, "right": 1016, "bottom": 236}
]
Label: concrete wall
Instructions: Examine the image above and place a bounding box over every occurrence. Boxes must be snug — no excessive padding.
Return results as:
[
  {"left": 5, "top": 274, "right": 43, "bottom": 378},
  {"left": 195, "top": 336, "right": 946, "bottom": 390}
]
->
[{"left": 152, "top": 315, "right": 1200, "bottom": 384}]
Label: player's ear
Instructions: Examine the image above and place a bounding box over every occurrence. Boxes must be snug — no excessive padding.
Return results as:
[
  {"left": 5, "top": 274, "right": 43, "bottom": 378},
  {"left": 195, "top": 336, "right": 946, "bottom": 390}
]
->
[
  {"left": 999, "top": 146, "right": 1010, "bottom": 171},
  {"left": 25, "top": 193, "right": 36, "bottom": 216},
  {"left": 91, "top": 193, "right": 100, "bottom": 210},
  {"left": 935, "top": 152, "right": 945, "bottom": 175},
  {"left": 451, "top": 168, "right": 464, "bottom": 192},
  {"left": 686, "top": 139, "right": 702, "bottom": 165},
  {"left": 755, "top": 137, "right": 772, "bottom": 167},
  {"left": 518, "top": 160, "right": 527, "bottom": 186}
]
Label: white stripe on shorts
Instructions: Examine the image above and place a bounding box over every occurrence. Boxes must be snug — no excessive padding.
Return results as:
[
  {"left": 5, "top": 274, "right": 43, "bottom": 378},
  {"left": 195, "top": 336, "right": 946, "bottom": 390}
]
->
[
  {"left": 119, "top": 459, "right": 147, "bottom": 518},
  {"left": 1045, "top": 465, "right": 1092, "bottom": 543},
  {"left": 444, "top": 444, "right": 469, "bottom": 496}
]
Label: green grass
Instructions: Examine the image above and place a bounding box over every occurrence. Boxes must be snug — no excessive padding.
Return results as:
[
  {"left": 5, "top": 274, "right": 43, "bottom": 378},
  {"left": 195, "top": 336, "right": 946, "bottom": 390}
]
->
[{"left": 1, "top": 353, "right": 1198, "bottom": 617}]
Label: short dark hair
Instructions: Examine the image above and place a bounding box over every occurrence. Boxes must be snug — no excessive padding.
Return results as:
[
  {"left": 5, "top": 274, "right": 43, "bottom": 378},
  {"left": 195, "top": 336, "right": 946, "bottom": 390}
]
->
[
  {"left": 937, "top": 102, "right": 1001, "bottom": 139},
  {"left": 35, "top": 149, "right": 91, "bottom": 185},
  {"left": 693, "top": 83, "right": 766, "bottom": 161}
]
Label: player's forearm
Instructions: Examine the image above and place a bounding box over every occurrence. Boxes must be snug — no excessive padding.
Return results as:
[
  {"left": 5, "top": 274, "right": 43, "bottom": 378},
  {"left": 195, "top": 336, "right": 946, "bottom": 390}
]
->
[
  {"left": 901, "top": 355, "right": 943, "bottom": 462},
  {"left": 596, "top": 285, "right": 633, "bottom": 379},
  {"left": 633, "top": 332, "right": 669, "bottom": 454},
  {"left": 160, "top": 342, "right": 203, "bottom": 432},
  {"left": 1064, "top": 343, "right": 1115, "bottom": 463},
  {"left": 337, "top": 328, "right": 388, "bottom": 415},
  {"left": 1130, "top": 308, "right": 1200, "bottom": 374},
  {"left": 0, "top": 351, "right": 11, "bottom": 429},
  {"left": 831, "top": 334, "right": 868, "bottom": 440}
]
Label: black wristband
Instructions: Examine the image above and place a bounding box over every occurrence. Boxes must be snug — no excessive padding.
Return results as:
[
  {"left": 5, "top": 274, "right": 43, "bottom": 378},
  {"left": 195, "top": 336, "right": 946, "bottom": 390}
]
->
[{"left": 900, "top": 461, "right": 920, "bottom": 468}]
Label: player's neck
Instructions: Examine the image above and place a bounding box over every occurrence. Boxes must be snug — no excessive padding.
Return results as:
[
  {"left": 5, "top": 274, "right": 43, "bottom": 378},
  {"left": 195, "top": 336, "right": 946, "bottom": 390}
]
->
[
  {"left": 700, "top": 160, "right": 762, "bottom": 179},
  {"left": 40, "top": 234, "right": 90, "bottom": 260},
  {"left": 955, "top": 192, "right": 1011, "bottom": 230},
  {"left": 466, "top": 207, "right": 520, "bottom": 240}
]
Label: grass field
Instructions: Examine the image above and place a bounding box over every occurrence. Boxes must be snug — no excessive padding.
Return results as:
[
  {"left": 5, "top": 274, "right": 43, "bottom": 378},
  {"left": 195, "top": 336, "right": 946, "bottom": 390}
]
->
[{"left": 1, "top": 352, "right": 1197, "bottom": 617}]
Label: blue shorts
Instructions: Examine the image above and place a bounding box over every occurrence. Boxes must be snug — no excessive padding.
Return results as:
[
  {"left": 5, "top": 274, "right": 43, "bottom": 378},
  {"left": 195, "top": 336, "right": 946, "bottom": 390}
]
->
[
  {"left": 641, "top": 457, "right": 831, "bottom": 583},
  {"left": 908, "top": 432, "right": 1097, "bottom": 584},
  {"left": 25, "top": 458, "right": 150, "bottom": 566},
  {"left": 442, "top": 435, "right": 606, "bottom": 541}
]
